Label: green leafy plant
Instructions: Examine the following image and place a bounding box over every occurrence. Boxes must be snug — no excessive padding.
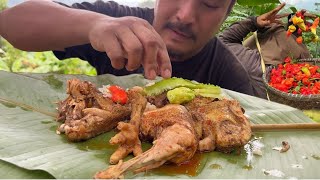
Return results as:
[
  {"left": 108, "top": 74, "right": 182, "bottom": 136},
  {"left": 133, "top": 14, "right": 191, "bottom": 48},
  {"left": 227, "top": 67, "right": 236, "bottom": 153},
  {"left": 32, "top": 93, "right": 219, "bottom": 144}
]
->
[
  {"left": 0, "top": 0, "right": 7, "bottom": 10},
  {"left": 0, "top": 40, "right": 97, "bottom": 75}
]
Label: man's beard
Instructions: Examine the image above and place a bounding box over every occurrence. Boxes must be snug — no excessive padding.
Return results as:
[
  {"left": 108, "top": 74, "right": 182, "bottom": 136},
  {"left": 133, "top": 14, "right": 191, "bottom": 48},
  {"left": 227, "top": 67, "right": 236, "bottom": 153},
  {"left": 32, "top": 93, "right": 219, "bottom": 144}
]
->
[
  {"left": 164, "top": 21, "right": 196, "bottom": 61},
  {"left": 168, "top": 49, "right": 184, "bottom": 61},
  {"left": 165, "top": 21, "right": 196, "bottom": 41}
]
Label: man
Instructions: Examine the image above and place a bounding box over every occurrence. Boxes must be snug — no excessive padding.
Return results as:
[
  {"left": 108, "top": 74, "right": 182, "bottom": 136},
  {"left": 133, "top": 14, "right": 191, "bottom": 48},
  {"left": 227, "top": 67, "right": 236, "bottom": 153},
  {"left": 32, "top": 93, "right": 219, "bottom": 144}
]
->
[
  {"left": 219, "top": 3, "right": 311, "bottom": 98},
  {"left": 0, "top": 0, "right": 256, "bottom": 96}
]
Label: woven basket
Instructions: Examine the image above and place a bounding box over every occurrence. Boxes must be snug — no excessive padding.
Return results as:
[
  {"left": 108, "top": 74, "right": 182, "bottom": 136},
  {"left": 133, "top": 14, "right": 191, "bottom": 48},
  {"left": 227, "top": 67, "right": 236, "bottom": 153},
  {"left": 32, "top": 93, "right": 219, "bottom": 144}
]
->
[{"left": 263, "top": 58, "right": 320, "bottom": 110}]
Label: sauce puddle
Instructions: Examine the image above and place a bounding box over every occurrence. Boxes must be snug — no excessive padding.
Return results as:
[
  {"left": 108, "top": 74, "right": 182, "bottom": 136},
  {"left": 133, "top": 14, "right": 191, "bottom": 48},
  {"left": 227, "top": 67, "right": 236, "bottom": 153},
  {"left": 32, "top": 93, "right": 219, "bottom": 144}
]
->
[{"left": 151, "top": 153, "right": 203, "bottom": 177}]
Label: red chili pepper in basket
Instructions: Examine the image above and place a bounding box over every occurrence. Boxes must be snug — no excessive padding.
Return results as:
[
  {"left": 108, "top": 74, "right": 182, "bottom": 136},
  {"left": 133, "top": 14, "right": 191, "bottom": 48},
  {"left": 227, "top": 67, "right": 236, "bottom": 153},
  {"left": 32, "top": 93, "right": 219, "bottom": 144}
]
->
[
  {"left": 269, "top": 57, "right": 320, "bottom": 95},
  {"left": 302, "top": 77, "right": 311, "bottom": 86},
  {"left": 284, "top": 57, "right": 292, "bottom": 63},
  {"left": 315, "top": 82, "right": 320, "bottom": 90},
  {"left": 297, "top": 28, "right": 303, "bottom": 36},
  {"left": 296, "top": 36, "right": 303, "bottom": 44},
  {"left": 311, "top": 86, "right": 319, "bottom": 94},
  {"left": 309, "top": 66, "right": 319, "bottom": 75}
]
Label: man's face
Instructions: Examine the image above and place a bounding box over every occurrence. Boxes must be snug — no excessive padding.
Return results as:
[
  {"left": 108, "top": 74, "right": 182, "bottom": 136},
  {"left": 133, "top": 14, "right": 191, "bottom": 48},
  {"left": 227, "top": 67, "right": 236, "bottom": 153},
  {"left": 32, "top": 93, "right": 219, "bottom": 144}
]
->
[{"left": 153, "top": 0, "right": 233, "bottom": 61}]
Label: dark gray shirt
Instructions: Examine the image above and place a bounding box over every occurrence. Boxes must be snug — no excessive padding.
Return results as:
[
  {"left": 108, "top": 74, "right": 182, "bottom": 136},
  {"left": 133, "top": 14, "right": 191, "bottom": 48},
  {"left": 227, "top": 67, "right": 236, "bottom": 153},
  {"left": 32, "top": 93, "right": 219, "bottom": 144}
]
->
[{"left": 54, "top": 0, "right": 256, "bottom": 96}]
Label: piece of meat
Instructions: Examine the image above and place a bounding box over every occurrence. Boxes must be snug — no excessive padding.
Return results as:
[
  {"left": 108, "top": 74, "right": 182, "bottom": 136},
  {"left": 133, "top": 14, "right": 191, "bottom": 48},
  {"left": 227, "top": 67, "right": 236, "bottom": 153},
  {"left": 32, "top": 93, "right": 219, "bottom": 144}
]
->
[
  {"left": 95, "top": 104, "right": 198, "bottom": 179},
  {"left": 185, "top": 97, "right": 252, "bottom": 153},
  {"left": 139, "top": 105, "right": 198, "bottom": 164},
  {"left": 146, "top": 92, "right": 169, "bottom": 108},
  {"left": 60, "top": 105, "right": 131, "bottom": 141},
  {"left": 57, "top": 79, "right": 98, "bottom": 122},
  {"left": 56, "top": 79, "right": 131, "bottom": 141},
  {"left": 109, "top": 87, "right": 147, "bottom": 164}
]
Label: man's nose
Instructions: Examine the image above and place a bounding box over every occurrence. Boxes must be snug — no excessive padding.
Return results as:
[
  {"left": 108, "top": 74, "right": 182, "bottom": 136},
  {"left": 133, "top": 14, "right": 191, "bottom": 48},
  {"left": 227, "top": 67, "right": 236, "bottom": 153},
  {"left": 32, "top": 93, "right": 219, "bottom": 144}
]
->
[{"left": 175, "top": 0, "right": 196, "bottom": 24}]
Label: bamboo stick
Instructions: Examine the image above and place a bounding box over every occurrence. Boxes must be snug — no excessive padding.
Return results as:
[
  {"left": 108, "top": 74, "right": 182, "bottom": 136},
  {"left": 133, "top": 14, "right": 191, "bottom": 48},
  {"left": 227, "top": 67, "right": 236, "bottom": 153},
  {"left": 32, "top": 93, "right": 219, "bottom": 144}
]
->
[{"left": 251, "top": 123, "right": 320, "bottom": 131}]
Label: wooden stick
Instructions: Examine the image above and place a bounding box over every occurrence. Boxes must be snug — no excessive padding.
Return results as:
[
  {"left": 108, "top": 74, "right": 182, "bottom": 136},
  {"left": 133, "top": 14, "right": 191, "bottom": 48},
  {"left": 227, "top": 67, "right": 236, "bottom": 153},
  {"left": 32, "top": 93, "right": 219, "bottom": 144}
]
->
[{"left": 251, "top": 123, "right": 320, "bottom": 131}]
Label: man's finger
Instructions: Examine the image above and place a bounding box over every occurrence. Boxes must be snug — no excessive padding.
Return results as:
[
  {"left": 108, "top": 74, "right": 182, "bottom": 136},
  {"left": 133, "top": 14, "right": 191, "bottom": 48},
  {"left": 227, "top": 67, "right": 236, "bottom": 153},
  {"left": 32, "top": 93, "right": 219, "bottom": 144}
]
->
[
  {"left": 275, "top": 3, "right": 286, "bottom": 12},
  {"left": 270, "top": 3, "right": 286, "bottom": 15},
  {"left": 131, "top": 24, "right": 161, "bottom": 79},
  {"left": 276, "top": 13, "right": 291, "bottom": 19},
  {"left": 116, "top": 27, "right": 144, "bottom": 71},
  {"left": 132, "top": 23, "right": 171, "bottom": 79},
  {"left": 157, "top": 48, "right": 172, "bottom": 79},
  {"left": 104, "top": 35, "right": 127, "bottom": 70},
  {"left": 150, "top": 28, "right": 172, "bottom": 79}
]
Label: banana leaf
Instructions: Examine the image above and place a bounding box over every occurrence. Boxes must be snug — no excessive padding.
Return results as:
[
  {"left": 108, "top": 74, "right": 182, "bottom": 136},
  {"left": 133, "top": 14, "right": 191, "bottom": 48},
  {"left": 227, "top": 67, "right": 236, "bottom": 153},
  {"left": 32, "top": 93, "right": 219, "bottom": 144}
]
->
[{"left": 0, "top": 70, "right": 319, "bottom": 179}]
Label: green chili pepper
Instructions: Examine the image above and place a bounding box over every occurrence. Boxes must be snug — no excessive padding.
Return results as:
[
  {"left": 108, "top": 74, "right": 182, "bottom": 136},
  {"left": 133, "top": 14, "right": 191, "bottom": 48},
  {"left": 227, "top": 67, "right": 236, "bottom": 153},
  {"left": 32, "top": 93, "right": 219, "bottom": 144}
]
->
[
  {"left": 143, "top": 77, "right": 221, "bottom": 98},
  {"left": 144, "top": 77, "right": 196, "bottom": 96},
  {"left": 193, "top": 88, "right": 221, "bottom": 98},
  {"left": 167, "top": 87, "right": 196, "bottom": 104},
  {"left": 282, "top": 70, "right": 286, "bottom": 75}
]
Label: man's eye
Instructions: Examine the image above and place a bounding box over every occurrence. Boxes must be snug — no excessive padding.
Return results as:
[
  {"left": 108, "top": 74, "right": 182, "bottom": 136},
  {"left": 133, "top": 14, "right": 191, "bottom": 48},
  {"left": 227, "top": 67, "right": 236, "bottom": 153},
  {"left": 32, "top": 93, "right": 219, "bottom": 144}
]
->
[{"left": 203, "top": 2, "right": 218, "bottom": 9}]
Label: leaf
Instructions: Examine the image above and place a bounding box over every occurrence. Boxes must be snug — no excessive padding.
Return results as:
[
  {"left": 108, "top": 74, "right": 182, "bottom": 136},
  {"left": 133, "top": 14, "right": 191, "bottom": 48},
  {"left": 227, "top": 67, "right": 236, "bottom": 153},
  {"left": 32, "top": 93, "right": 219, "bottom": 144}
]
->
[
  {"left": 0, "top": 160, "right": 54, "bottom": 179},
  {"left": 303, "top": 110, "right": 320, "bottom": 123},
  {"left": 237, "top": 0, "right": 280, "bottom": 6},
  {"left": 0, "top": 71, "right": 319, "bottom": 179},
  {"left": 290, "top": 6, "right": 297, "bottom": 13}
]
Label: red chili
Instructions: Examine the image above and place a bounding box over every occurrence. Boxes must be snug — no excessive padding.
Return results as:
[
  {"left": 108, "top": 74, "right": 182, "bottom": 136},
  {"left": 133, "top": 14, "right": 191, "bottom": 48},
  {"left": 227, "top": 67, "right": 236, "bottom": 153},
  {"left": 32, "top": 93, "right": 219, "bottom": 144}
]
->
[
  {"left": 108, "top": 85, "right": 128, "bottom": 104},
  {"left": 269, "top": 56, "right": 320, "bottom": 95},
  {"left": 296, "top": 36, "right": 303, "bottom": 44}
]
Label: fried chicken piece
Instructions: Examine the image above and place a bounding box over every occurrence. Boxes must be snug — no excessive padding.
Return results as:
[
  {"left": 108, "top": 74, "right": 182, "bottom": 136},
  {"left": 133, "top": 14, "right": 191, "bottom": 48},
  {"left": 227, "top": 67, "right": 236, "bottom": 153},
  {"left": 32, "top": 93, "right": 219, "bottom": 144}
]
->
[
  {"left": 57, "top": 79, "right": 95, "bottom": 122},
  {"left": 56, "top": 79, "right": 131, "bottom": 141},
  {"left": 94, "top": 105, "right": 198, "bottom": 179},
  {"left": 185, "top": 97, "right": 252, "bottom": 153},
  {"left": 109, "top": 87, "right": 147, "bottom": 164},
  {"left": 60, "top": 104, "right": 131, "bottom": 141}
]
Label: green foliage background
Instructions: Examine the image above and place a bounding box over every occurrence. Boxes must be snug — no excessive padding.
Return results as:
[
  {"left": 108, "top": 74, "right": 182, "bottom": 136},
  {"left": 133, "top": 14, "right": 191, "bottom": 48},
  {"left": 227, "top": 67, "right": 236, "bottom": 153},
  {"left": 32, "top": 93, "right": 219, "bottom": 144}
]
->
[{"left": 0, "top": 0, "right": 319, "bottom": 76}]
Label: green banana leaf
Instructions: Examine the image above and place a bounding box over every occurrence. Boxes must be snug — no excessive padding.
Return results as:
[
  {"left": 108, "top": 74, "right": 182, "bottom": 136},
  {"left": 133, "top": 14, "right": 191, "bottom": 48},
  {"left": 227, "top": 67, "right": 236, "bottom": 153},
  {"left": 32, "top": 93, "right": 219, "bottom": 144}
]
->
[
  {"left": 0, "top": 70, "right": 319, "bottom": 179},
  {"left": 237, "top": 0, "right": 280, "bottom": 6}
]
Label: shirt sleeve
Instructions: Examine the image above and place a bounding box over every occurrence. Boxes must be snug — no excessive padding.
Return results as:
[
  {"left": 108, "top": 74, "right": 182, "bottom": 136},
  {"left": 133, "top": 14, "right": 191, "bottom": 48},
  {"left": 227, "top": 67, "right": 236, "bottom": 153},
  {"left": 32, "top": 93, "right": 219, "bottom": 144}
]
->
[
  {"left": 219, "top": 17, "right": 259, "bottom": 45},
  {"left": 218, "top": 18, "right": 267, "bottom": 99},
  {"left": 54, "top": 1, "right": 154, "bottom": 23}
]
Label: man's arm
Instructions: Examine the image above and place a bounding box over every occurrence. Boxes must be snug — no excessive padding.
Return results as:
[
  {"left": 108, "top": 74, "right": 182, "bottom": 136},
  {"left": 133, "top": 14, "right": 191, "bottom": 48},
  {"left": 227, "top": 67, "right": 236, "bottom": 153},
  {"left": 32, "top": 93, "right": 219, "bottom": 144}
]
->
[
  {"left": 219, "top": 3, "right": 287, "bottom": 45},
  {"left": 0, "top": 0, "right": 103, "bottom": 51},
  {"left": 219, "top": 17, "right": 259, "bottom": 44},
  {"left": 0, "top": 0, "right": 171, "bottom": 79}
]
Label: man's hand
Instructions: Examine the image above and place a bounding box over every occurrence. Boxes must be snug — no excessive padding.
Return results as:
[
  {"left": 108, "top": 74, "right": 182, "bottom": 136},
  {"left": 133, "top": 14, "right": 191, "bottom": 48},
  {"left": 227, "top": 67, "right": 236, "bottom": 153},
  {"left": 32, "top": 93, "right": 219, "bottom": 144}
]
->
[
  {"left": 256, "top": 3, "right": 288, "bottom": 28},
  {"left": 88, "top": 16, "right": 172, "bottom": 80}
]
